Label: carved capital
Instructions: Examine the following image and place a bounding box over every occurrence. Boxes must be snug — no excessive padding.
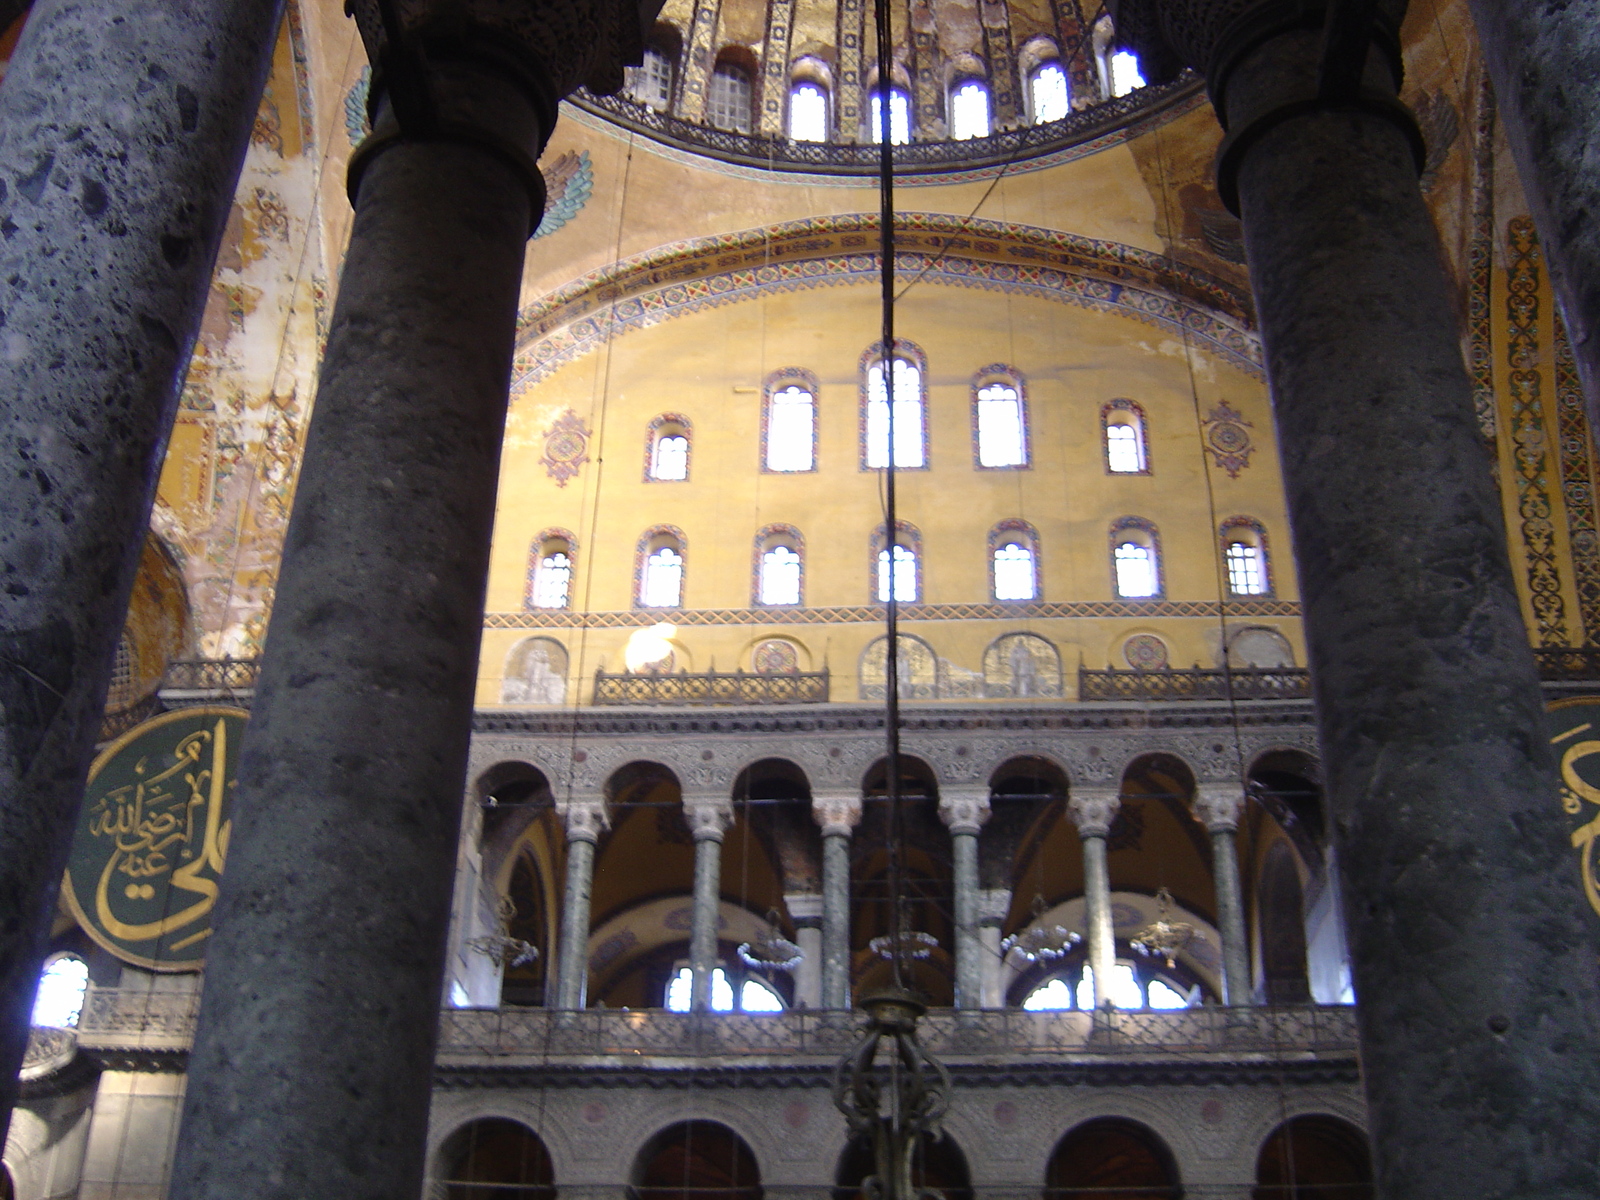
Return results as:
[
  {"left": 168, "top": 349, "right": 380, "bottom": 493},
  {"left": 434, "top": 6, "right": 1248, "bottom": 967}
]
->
[
  {"left": 1193, "top": 782, "right": 1245, "bottom": 833},
  {"left": 976, "top": 888, "right": 1012, "bottom": 928},
  {"left": 1068, "top": 787, "right": 1122, "bottom": 839},
  {"left": 939, "top": 789, "right": 993, "bottom": 836},
  {"left": 785, "top": 893, "right": 824, "bottom": 927},
  {"left": 558, "top": 796, "right": 610, "bottom": 844},
  {"left": 812, "top": 791, "right": 863, "bottom": 838},
  {"left": 683, "top": 796, "right": 735, "bottom": 843}
]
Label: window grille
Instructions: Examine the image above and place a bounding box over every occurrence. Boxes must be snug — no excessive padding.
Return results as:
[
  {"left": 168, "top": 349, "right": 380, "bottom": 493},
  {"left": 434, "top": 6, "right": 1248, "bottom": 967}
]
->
[
  {"left": 1030, "top": 62, "right": 1069, "bottom": 123},
  {"left": 868, "top": 88, "right": 911, "bottom": 144},
  {"left": 766, "top": 386, "right": 815, "bottom": 471},
  {"left": 651, "top": 434, "right": 689, "bottom": 480},
  {"left": 1226, "top": 541, "right": 1267, "bottom": 595},
  {"left": 876, "top": 544, "right": 918, "bottom": 602},
  {"left": 643, "top": 546, "right": 684, "bottom": 607},
  {"left": 789, "top": 82, "right": 828, "bottom": 142},
  {"left": 950, "top": 80, "right": 992, "bottom": 140},
  {"left": 865, "top": 359, "right": 924, "bottom": 467},
  {"left": 533, "top": 551, "right": 572, "bottom": 609},
  {"left": 1106, "top": 422, "right": 1145, "bottom": 473},
  {"left": 1114, "top": 541, "right": 1158, "bottom": 597},
  {"left": 760, "top": 545, "right": 802, "bottom": 605},
  {"left": 1109, "top": 50, "right": 1145, "bottom": 97},
  {"left": 709, "top": 63, "right": 753, "bottom": 133},
  {"left": 976, "top": 382, "right": 1026, "bottom": 466},
  {"left": 993, "top": 542, "right": 1037, "bottom": 600},
  {"left": 631, "top": 47, "right": 674, "bottom": 110}
]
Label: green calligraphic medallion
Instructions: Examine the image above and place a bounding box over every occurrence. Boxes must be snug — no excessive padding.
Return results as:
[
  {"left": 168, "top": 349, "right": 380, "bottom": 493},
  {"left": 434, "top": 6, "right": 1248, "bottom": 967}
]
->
[
  {"left": 1549, "top": 697, "right": 1600, "bottom": 935},
  {"left": 64, "top": 706, "right": 247, "bottom": 971}
]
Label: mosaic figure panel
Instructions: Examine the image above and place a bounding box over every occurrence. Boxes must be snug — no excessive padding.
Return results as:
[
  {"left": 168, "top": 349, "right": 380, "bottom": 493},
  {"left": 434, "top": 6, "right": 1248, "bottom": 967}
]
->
[
  {"left": 501, "top": 637, "right": 569, "bottom": 705},
  {"left": 1228, "top": 627, "right": 1294, "bottom": 669},
  {"left": 860, "top": 634, "right": 940, "bottom": 700},
  {"left": 982, "top": 633, "right": 1063, "bottom": 698}
]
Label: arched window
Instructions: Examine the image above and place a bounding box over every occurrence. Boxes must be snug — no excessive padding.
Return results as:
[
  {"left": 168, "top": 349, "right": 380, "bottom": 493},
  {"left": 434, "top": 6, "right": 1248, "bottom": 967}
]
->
[
  {"left": 635, "top": 1121, "right": 764, "bottom": 1200},
  {"left": 868, "top": 86, "right": 911, "bottom": 144},
  {"left": 31, "top": 954, "right": 87, "bottom": 1028},
  {"left": 1109, "top": 49, "right": 1145, "bottom": 96},
  {"left": 1046, "top": 1119, "right": 1181, "bottom": 1200},
  {"left": 1029, "top": 60, "right": 1069, "bottom": 123},
  {"left": 763, "top": 369, "right": 818, "bottom": 472},
  {"left": 646, "top": 414, "right": 691, "bottom": 481},
  {"left": 525, "top": 528, "right": 576, "bottom": 610},
  {"left": 709, "top": 59, "right": 753, "bottom": 133},
  {"left": 973, "top": 367, "right": 1029, "bottom": 467},
  {"left": 754, "top": 524, "right": 804, "bottom": 606},
  {"left": 664, "top": 966, "right": 784, "bottom": 1012},
  {"left": 440, "top": 1119, "right": 555, "bottom": 1200},
  {"left": 989, "top": 520, "right": 1040, "bottom": 601},
  {"left": 949, "top": 79, "right": 991, "bottom": 139},
  {"left": 1110, "top": 518, "right": 1162, "bottom": 599},
  {"left": 862, "top": 342, "right": 927, "bottom": 469},
  {"left": 1254, "top": 1116, "right": 1374, "bottom": 1200},
  {"left": 637, "top": 527, "right": 687, "bottom": 608},
  {"left": 631, "top": 43, "right": 677, "bottom": 110},
  {"left": 1103, "top": 399, "right": 1149, "bottom": 473},
  {"left": 789, "top": 80, "right": 829, "bottom": 141},
  {"left": 872, "top": 522, "right": 922, "bottom": 603},
  {"left": 1221, "top": 517, "right": 1272, "bottom": 596}
]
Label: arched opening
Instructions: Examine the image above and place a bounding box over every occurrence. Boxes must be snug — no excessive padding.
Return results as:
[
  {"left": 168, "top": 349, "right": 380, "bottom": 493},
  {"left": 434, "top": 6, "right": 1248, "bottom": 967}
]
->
[
  {"left": 1, "top": 1162, "right": 13, "bottom": 1200},
  {"left": 634, "top": 1121, "right": 763, "bottom": 1200},
  {"left": 500, "top": 852, "right": 550, "bottom": 1006},
  {"left": 835, "top": 1131, "right": 972, "bottom": 1200},
  {"left": 1258, "top": 841, "right": 1310, "bottom": 1004},
  {"left": 1253, "top": 1116, "right": 1373, "bottom": 1200},
  {"left": 1045, "top": 1119, "right": 1180, "bottom": 1200},
  {"left": 438, "top": 1118, "right": 555, "bottom": 1200}
]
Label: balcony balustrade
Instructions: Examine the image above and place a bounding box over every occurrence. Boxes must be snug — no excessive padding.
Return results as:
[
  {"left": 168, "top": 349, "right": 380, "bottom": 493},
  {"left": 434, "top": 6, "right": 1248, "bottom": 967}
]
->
[{"left": 592, "top": 668, "right": 829, "bottom": 706}]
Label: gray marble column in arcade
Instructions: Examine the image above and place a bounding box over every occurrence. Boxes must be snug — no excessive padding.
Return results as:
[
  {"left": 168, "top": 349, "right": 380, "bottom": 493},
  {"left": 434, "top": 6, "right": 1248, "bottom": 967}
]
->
[
  {"left": 1110, "top": 0, "right": 1600, "bottom": 1190},
  {"left": 1193, "top": 784, "right": 1252, "bottom": 1006},
  {"left": 685, "top": 795, "right": 734, "bottom": 1012},
  {"left": 556, "top": 796, "right": 610, "bottom": 1010},
  {"left": 940, "top": 787, "right": 993, "bottom": 1010},
  {"left": 0, "top": 0, "right": 283, "bottom": 1129},
  {"left": 1067, "top": 788, "right": 1120, "bottom": 1011},
  {"left": 169, "top": 4, "right": 652, "bottom": 1199},
  {"left": 1467, "top": 0, "right": 1600, "bottom": 419},
  {"left": 813, "top": 791, "right": 862, "bottom": 1009},
  {"left": 785, "top": 894, "right": 824, "bottom": 1009},
  {"left": 976, "top": 888, "right": 1012, "bottom": 1008}
]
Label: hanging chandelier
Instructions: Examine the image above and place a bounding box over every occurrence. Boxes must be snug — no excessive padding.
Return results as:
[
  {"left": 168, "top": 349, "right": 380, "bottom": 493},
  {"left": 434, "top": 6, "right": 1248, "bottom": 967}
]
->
[
  {"left": 464, "top": 896, "right": 540, "bottom": 969},
  {"left": 1000, "top": 895, "right": 1081, "bottom": 963},
  {"left": 1130, "top": 887, "right": 1196, "bottom": 969},
  {"left": 738, "top": 908, "right": 804, "bottom": 972}
]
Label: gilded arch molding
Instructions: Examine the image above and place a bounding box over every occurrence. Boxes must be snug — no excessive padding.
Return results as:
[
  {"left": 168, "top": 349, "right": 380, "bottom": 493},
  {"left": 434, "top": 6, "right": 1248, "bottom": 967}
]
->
[{"left": 512, "top": 213, "right": 1262, "bottom": 391}]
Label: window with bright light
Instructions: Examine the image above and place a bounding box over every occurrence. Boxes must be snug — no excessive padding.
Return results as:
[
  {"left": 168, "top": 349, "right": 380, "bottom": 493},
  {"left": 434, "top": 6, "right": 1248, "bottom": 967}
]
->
[
  {"left": 664, "top": 967, "right": 783, "bottom": 1012},
  {"left": 865, "top": 358, "right": 924, "bottom": 468},
  {"left": 31, "top": 956, "right": 87, "bottom": 1028},
  {"left": 789, "top": 81, "right": 829, "bottom": 141},
  {"left": 1147, "top": 978, "right": 1190, "bottom": 1009},
  {"left": 760, "top": 545, "right": 802, "bottom": 606},
  {"left": 976, "top": 382, "right": 1026, "bottom": 467},
  {"left": 1109, "top": 50, "right": 1144, "bottom": 96},
  {"left": 643, "top": 546, "right": 684, "bottom": 608},
  {"left": 1114, "top": 541, "right": 1158, "bottom": 598},
  {"left": 1106, "top": 423, "right": 1145, "bottom": 473},
  {"left": 1029, "top": 62, "right": 1069, "bottom": 123},
  {"left": 709, "top": 62, "right": 753, "bottom": 132},
  {"left": 993, "top": 542, "right": 1037, "bottom": 601},
  {"left": 949, "top": 80, "right": 991, "bottom": 140},
  {"left": 877, "top": 544, "right": 918, "bottom": 602},
  {"left": 533, "top": 551, "right": 571, "bottom": 609},
  {"left": 1082, "top": 963, "right": 1146, "bottom": 1009},
  {"left": 1226, "top": 540, "right": 1266, "bottom": 595},
  {"left": 868, "top": 88, "right": 911, "bottom": 144},
  {"left": 651, "top": 434, "right": 689, "bottom": 481},
  {"left": 766, "top": 385, "right": 816, "bottom": 471},
  {"left": 1021, "top": 978, "right": 1075, "bottom": 1011},
  {"left": 631, "top": 46, "right": 675, "bottom": 110}
]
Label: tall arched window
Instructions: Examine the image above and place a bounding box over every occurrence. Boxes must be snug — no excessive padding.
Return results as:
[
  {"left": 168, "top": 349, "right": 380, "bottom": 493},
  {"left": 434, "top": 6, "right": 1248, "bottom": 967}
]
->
[
  {"left": 990, "top": 520, "right": 1041, "bottom": 601},
  {"left": 1029, "top": 61, "right": 1069, "bottom": 123},
  {"left": 637, "top": 527, "right": 687, "bottom": 608},
  {"left": 1109, "top": 49, "right": 1145, "bottom": 96},
  {"left": 763, "top": 369, "right": 818, "bottom": 472},
  {"left": 789, "top": 80, "right": 829, "bottom": 141},
  {"left": 31, "top": 953, "right": 88, "bottom": 1028},
  {"left": 1103, "top": 399, "right": 1150, "bottom": 474},
  {"left": 709, "top": 59, "right": 754, "bottom": 132},
  {"left": 868, "top": 86, "right": 911, "bottom": 144},
  {"left": 525, "top": 529, "right": 576, "bottom": 610},
  {"left": 973, "top": 367, "right": 1029, "bottom": 468},
  {"left": 754, "top": 524, "right": 804, "bottom": 606},
  {"left": 646, "top": 414, "right": 692, "bottom": 481},
  {"left": 873, "top": 522, "right": 922, "bottom": 602},
  {"left": 1110, "top": 517, "right": 1162, "bottom": 599},
  {"left": 949, "top": 79, "right": 991, "bottom": 139},
  {"left": 1221, "top": 517, "right": 1272, "bottom": 596},
  {"left": 630, "top": 42, "right": 677, "bottom": 110},
  {"left": 862, "top": 342, "right": 927, "bottom": 469},
  {"left": 664, "top": 966, "right": 784, "bottom": 1012}
]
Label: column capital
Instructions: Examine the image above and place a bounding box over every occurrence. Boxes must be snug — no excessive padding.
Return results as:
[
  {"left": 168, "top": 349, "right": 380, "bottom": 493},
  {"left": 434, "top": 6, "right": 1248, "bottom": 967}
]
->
[
  {"left": 812, "top": 791, "right": 863, "bottom": 838},
  {"left": 557, "top": 796, "right": 610, "bottom": 843},
  {"left": 683, "top": 795, "right": 735, "bottom": 843},
  {"left": 939, "top": 788, "right": 992, "bottom": 836},
  {"left": 1068, "top": 787, "right": 1122, "bottom": 839},
  {"left": 1193, "top": 782, "right": 1246, "bottom": 833},
  {"left": 785, "top": 893, "right": 824, "bottom": 927},
  {"left": 976, "top": 888, "right": 1012, "bottom": 928}
]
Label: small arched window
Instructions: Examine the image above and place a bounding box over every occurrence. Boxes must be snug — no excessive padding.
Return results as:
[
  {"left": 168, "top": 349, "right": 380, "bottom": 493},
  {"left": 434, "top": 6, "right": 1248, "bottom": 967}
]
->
[
  {"left": 1109, "top": 49, "right": 1145, "bottom": 96},
  {"left": 873, "top": 523, "right": 922, "bottom": 603},
  {"left": 763, "top": 369, "right": 818, "bottom": 472},
  {"left": 862, "top": 342, "right": 928, "bottom": 469},
  {"left": 526, "top": 529, "right": 576, "bottom": 610},
  {"left": 949, "top": 79, "right": 991, "bottom": 139},
  {"left": 637, "top": 527, "right": 687, "bottom": 608},
  {"left": 31, "top": 954, "right": 88, "bottom": 1028},
  {"left": 755, "top": 525, "right": 804, "bottom": 606},
  {"left": 646, "top": 414, "right": 691, "bottom": 481},
  {"left": 709, "top": 59, "right": 754, "bottom": 133},
  {"left": 1110, "top": 517, "right": 1162, "bottom": 599},
  {"left": 1221, "top": 517, "right": 1272, "bottom": 596},
  {"left": 1103, "top": 399, "right": 1150, "bottom": 474},
  {"left": 868, "top": 86, "right": 911, "bottom": 144},
  {"left": 973, "top": 368, "right": 1029, "bottom": 468},
  {"left": 789, "top": 80, "right": 829, "bottom": 141},
  {"left": 1029, "top": 61, "right": 1069, "bottom": 123},
  {"left": 631, "top": 43, "right": 677, "bottom": 110},
  {"left": 664, "top": 966, "right": 783, "bottom": 1012},
  {"left": 990, "top": 521, "right": 1040, "bottom": 601}
]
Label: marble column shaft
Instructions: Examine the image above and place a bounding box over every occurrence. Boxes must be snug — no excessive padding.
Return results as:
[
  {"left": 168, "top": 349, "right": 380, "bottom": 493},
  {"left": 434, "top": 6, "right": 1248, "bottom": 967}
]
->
[
  {"left": 556, "top": 799, "right": 609, "bottom": 1010},
  {"left": 1068, "top": 788, "right": 1120, "bottom": 1010},
  {"left": 685, "top": 797, "right": 733, "bottom": 1012},
  {"left": 814, "top": 792, "right": 861, "bottom": 1009},
  {"left": 976, "top": 888, "right": 1012, "bottom": 1008},
  {"left": 0, "top": 0, "right": 282, "bottom": 1132},
  {"left": 1194, "top": 784, "right": 1252, "bottom": 1006},
  {"left": 940, "top": 789, "right": 992, "bottom": 1010}
]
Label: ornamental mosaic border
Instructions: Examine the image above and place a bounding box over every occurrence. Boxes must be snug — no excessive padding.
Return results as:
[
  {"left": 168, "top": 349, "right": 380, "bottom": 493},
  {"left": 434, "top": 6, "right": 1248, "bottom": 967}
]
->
[
  {"left": 1554, "top": 314, "right": 1600, "bottom": 643},
  {"left": 1467, "top": 77, "right": 1497, "bottom": 444},
  {"left": 483, "top": 598, "right": 1300, "bottom": 629},
  {"left": 511, "top": 213, "right": 1261, "bottom": 392}
]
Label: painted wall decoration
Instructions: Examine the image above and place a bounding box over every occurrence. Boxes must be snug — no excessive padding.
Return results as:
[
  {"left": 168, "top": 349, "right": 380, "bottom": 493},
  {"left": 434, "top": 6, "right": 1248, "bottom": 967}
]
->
[
  {"left": 540, "top": 408, "right": 592, "bottom": 487},
  {"left": 532, "top": 151, "right": 594, "bottom": 240},
  {"left": 982, "top": 633, "right": 1063, "bottom": 698},
  {"left": 859, "top": 634, "right": 940, "bottom": 700},
  {"left": 501, "top": 637, "right": 569, "bottom": 705},
  {"left": 63, "top": 708, "right": 248, "bottom": 971},
  {"left": 1201, "top": 401, "right": 1255, "bottom": 477},
  {"left": 753, "top": 640, "right": 800, "bottom": 674},
  {"left": 1122, "top": 633, "right": 1170, "bottom": 671}
]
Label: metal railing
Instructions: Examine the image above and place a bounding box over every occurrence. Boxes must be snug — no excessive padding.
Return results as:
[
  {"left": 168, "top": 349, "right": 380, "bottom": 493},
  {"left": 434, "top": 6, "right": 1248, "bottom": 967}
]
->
[
  {"left": 593, "top": 669, "right": 829, "bottom": 706},
  {"left": 160, "top": 658, "right": 261, "bottom": 693},
  {"left": 1078, "top": 667, "right": 1311, "bottom": 702}
]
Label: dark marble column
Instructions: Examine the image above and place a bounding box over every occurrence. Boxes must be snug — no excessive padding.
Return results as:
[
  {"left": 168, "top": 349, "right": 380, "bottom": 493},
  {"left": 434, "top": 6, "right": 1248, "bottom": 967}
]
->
[
  {"left": 168, "top": 4, "right": 649, "bottom": 1197},
  {"left": 1467, "top": 0, "right": 1600, "bottom": 418},
  {"left": 555, "top": 796, "right": 609, "bottom": 1009},
  {"left": 1067, "top": 788, "right": 1119, "bottom": 1010},
  {"left": 1194, "top": 783, "right": 1252, "bottom": 1005},
  {"left": 813, "top": 791, "right": 862, "bottom": 1009},
  {"left": 0, "top": 0, "right": 283, "bottom": 1136},
  {"left": 939, "top": 788, "right": 992, "bottom": 1010},
  {"left": 685, "top": 795, "right": 733, "bottom": 1012},
  {"left": 1110, "top": 0, "right": 1600, "bottom": 1191}
]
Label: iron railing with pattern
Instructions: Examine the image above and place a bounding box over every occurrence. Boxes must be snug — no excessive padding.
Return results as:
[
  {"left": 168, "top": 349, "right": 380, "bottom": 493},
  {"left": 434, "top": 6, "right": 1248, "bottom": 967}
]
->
[
  {"left": 161, "top": 658, "right": 261, "bottom": 693},
  {"left": 1533, "top": 647, "right": 1600, "bottom": 681},
  {"left": 593, "top": 669, "right": 829, "bottom": 706},
  {"left": 1078, "top": 667, "right": 1312, "bottom": 702}
]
